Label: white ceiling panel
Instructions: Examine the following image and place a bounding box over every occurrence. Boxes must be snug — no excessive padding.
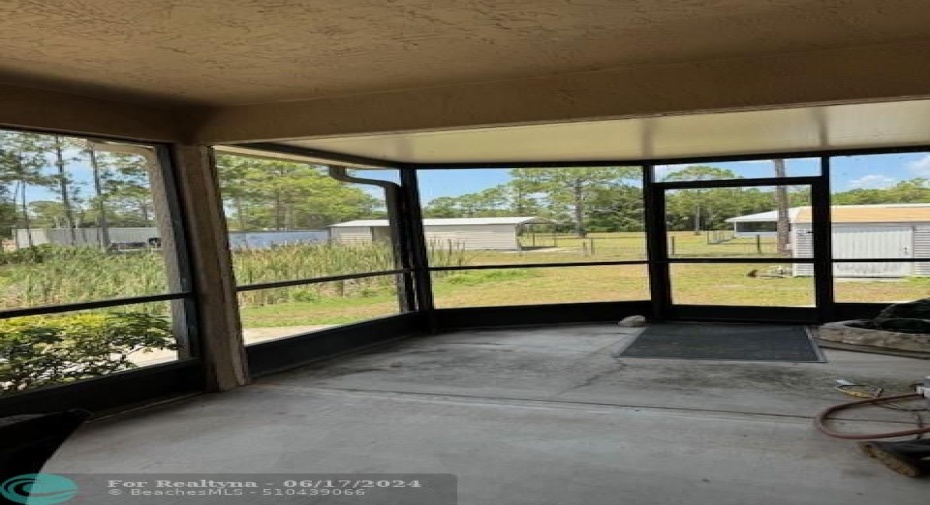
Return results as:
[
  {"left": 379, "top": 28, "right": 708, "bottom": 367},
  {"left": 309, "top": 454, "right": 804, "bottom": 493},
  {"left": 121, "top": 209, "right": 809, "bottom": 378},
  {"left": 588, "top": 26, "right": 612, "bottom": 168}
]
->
[{"left": 270, "top": 100, "right": 930, "bottom": 164}]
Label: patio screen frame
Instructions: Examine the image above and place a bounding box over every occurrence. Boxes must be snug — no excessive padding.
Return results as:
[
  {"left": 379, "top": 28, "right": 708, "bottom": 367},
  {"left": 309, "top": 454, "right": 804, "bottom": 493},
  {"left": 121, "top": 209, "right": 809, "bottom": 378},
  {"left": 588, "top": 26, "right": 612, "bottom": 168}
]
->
[
  {"left": 0, "top": 134, "right": 204, "bottom": 416},
  {"left": 241, "top": 142, "right": 930, "bottom": 329},
  {"left": 7, "top": 134, "right": 927, "bottom": 416}
]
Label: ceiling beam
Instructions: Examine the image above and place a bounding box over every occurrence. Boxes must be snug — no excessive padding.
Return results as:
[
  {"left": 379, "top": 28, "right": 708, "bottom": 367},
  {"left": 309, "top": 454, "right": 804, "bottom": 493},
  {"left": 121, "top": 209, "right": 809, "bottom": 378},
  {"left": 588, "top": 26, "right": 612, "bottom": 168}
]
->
[
  {"left": 0, "top": 83, "right": 189, "bottom": 143},
  {"left": 198, "top": 40, "right": 930, "bottom": 145}
]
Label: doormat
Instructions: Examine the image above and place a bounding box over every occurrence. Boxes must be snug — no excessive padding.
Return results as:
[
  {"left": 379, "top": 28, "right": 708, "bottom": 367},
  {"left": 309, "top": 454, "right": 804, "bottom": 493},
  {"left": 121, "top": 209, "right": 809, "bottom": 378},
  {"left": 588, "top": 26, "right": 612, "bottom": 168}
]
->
[{"left": 617, "top": 323, "right": 824, "bottom": 362}]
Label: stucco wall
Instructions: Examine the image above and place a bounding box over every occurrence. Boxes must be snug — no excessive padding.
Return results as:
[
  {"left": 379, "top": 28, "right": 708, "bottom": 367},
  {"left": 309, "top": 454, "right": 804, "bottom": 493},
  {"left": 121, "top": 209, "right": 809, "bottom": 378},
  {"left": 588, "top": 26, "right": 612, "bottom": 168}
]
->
[{"left": 0, "top": 84, "right": 185, "bottom": 142}]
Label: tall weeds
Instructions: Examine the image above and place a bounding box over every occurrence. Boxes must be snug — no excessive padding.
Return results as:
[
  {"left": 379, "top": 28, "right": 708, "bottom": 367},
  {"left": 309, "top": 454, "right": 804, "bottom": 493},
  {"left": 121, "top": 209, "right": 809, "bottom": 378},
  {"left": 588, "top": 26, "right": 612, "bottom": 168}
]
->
[{"left": 0, "top": 242, "right": 471, "bottom": 312}]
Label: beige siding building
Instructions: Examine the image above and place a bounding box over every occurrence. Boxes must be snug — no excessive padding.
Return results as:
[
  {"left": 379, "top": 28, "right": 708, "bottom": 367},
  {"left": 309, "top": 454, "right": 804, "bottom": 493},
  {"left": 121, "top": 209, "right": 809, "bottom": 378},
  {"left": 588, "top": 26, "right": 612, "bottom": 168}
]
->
[
  {"left": 791, "top": 205, "right": 930, "bottom": 278},
  {"left": 329, "top": 217, "right": 552, "bottom": 251},
  {"left": 730, "top": 204, "right": 930, "bottom": 278}
]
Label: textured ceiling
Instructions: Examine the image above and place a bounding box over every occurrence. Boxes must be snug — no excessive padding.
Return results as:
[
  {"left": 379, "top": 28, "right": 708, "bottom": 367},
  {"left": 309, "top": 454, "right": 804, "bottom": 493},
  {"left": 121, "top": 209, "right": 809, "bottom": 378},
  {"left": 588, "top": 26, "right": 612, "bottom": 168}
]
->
[{"left": 1, "top": 0, "right": 930, "bottom": 106}]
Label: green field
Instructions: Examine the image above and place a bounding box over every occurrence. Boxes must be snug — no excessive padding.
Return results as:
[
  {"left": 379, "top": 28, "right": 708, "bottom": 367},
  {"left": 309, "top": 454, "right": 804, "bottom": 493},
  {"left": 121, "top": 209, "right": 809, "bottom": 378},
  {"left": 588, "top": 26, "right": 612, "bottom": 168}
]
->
[
  {"left": 236, "top": 232, "right": 930, "bottom": 330},
  {"left": 3, "top": 233, "right": 928, "bottom": 335}
]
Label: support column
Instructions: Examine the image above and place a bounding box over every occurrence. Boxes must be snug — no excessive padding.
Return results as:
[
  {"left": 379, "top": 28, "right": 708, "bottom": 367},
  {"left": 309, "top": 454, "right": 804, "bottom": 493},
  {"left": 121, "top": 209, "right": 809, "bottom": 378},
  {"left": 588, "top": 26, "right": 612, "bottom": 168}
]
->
[{"left": 172, "top": 145, "right": 248, "bottom": 391}]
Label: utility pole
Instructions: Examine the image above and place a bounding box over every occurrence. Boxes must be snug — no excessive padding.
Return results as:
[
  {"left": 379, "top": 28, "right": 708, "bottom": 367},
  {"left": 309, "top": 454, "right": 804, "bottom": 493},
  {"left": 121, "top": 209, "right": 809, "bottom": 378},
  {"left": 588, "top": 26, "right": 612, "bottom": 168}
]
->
[{"left": 773, "top": 159, "right": 790, "bottom": 254}]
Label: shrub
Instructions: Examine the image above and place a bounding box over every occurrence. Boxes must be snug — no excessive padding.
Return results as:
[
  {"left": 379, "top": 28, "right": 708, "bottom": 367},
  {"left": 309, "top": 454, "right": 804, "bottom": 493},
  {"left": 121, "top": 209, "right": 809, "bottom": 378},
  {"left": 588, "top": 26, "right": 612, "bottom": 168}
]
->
[{"left": 0, "top": 312, "right": 177, "bottom": 394}]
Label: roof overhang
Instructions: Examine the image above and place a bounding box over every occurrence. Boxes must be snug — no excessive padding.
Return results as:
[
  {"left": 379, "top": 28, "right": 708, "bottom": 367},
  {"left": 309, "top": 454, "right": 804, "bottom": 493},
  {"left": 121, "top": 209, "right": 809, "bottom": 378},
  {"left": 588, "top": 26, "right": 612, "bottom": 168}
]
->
[{"left": 237, "top": 99, "right": 930, "bottom": 166}]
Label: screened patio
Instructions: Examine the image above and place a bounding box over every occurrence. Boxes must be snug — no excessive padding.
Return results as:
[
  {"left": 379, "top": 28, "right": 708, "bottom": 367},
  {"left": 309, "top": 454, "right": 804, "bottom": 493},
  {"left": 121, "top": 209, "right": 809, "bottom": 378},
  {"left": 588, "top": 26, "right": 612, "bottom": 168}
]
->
[{"left": 1, "top": 2, "right": 930, "bottom": 503}]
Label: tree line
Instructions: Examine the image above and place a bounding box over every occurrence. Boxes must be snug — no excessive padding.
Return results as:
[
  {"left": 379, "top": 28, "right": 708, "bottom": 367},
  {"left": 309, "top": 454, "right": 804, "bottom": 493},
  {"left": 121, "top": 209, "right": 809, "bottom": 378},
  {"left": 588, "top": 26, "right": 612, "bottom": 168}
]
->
[
  {"left": 216, "top": 154, "right": 383, "bottom": 231},
  {"left": 6, "top": 139, "right": 927, "bottom": 243},
  {"left": 421, "top": 165, "right": 791, "bottom": 236},
  {"left": 422, "top": 165, "right": 930, "bottom": 236},
  {"left": 0, "top": 144, "right": 386, "bottom": 243},
  {"left": 0, "top": 131, "right": 157, "bottom": 245}
]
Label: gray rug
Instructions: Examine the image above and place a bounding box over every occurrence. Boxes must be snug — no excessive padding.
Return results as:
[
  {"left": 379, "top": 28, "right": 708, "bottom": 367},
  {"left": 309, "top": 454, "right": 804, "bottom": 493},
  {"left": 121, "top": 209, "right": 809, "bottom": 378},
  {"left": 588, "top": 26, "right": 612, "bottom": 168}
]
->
[{"left": 618, "top": 323, "right": 824, "bottom": 362}]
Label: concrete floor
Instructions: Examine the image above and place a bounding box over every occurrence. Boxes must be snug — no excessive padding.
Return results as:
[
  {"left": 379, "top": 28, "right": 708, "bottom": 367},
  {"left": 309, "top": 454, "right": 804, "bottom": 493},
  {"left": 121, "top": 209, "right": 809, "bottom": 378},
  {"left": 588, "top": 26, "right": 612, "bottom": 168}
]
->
[{"left": 47, "top": 324, "right": 930, "bottom": 504}]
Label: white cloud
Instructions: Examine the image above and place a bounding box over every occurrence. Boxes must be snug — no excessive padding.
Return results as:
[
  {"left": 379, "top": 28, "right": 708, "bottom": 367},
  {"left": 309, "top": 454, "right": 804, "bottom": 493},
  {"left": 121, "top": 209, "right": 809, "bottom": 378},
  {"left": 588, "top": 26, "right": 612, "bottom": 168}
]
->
[
  {"left": 908, "top": 154, "right": 930, "bottom": 177},
  {"left": 847, "top": 174, "right": 897, "bottom": 190},
  {"left": 739, "top": 159, "right": 774, "bottom": 165}
]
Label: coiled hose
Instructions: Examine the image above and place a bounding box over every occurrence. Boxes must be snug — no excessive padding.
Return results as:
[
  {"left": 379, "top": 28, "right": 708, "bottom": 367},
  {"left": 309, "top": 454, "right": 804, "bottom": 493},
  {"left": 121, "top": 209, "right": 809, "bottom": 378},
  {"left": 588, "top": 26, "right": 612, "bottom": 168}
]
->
[{"left": 814, "top": 392, "right": 930, "bottom": 440}]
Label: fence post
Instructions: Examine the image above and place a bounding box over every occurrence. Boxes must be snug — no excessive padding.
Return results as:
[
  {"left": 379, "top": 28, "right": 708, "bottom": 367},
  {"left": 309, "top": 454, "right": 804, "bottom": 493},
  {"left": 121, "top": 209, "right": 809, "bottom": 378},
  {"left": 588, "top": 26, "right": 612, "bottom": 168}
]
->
[
  {"left": 582, "top": 241, "right": 588, "bottom": 256},
  {"left": 589, "top": 238, "right": 595, "bottom": 255},
  {"left": 553, "top": 233, "right": 558, "bottom": 247},
  {"left": 670, "top": 236, "right": 676, "bottom": 256},
  {"left": 756, "top": 234, "right": 762, "bottom": 254}
]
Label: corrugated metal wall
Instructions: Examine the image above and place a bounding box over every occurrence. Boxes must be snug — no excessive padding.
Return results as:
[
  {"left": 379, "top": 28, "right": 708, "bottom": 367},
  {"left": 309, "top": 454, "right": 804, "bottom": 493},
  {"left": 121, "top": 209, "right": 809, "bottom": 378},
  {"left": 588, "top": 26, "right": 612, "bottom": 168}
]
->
[
  {"left": 423, "top": 224, "right": 518, "bottom": 250},
  {"left": 227, "top": 231, "right": 328, "bottom": 249},
  {"left": 792, "top": 225, "right": 815, "bottom": 277},
  {"left": 330, "top": 226, "right": 375, "bottom": 243},
  {"left": 793, "top": 223, "right": 926, "bottom": 277},
  {"left": 14, "top": 227, "right": 159, "bottom": 247},
  {"left": 914, "top": 225, "right": 930, "bottom": 275},
  {"left": 15, "top": 228, "right": 330, "bottom": 250},
  {"left": 833, "top": 226, "right": 912, "bottom": 277},
  {"left": 331, "top": 224, "right": 520, "bottom": 250}
]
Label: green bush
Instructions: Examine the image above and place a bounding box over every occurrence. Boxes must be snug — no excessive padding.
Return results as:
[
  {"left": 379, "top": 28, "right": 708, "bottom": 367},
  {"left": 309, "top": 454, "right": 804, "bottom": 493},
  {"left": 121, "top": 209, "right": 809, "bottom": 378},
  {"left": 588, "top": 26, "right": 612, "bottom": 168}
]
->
[{"left": 0, "top": 312, "right": 177, "bottom": 394}]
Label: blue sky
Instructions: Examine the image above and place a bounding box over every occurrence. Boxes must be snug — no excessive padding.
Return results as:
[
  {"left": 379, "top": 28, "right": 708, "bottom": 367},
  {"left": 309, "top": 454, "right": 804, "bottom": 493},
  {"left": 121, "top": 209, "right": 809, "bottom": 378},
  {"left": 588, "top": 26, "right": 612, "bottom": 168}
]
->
[
  {"left": 414, "top": 152, "right": 930, "bottom": 203},
  {"left": 23, "top": 152, "right": 930, "bottom": 205},
  {"left": 23, "top": 150, "right": 110, "bottom": 202}
]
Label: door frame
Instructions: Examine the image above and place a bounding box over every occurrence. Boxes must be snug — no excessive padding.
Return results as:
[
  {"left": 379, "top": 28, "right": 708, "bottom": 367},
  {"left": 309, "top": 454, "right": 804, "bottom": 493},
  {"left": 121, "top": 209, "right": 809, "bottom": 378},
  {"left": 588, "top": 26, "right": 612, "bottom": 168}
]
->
[{"left": 644, "top": 168, "right": 833, "bottom": 324}]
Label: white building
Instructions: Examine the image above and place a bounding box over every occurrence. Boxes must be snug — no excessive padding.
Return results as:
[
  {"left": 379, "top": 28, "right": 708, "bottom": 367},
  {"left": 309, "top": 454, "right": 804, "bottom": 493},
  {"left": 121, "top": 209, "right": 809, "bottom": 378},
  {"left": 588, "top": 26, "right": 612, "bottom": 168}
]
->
[
  {"left": 14, "top": 227, "right": 159, "bottom": 248},
  {"left": 329, "top": 217, "right": 553, "bottom": 251},
  {"left": 725, "top": 208, "right": 804, "bottom": 238},
  {"left": 727, "top": 204, "right": 930, "bottom": 277},
  {"left": 227, "top": 230, "right": 328, "bottom": 249}
]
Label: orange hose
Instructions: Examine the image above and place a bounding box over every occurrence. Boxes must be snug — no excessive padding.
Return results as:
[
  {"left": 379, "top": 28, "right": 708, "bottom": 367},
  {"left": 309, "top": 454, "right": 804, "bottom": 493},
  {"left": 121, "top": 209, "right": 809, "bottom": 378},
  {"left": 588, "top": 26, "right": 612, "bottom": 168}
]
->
[{"left": 814, "top": 393, "right": 929, "bottom": 440}]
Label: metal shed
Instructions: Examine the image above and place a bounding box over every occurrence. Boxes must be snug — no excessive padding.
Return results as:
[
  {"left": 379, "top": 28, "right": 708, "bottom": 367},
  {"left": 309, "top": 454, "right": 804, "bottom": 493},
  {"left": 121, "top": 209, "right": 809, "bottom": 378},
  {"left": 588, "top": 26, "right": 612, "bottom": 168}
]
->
[
  {"left": 329, "top": 217, "right": 553, "bottom": 250},
  {"left": 725, "top": 208, "right": 803, "bottom": 238},
  {"left": 728, "top": 204, "right": 930, "bottom": 278},
  {"left": 790, "top": 204, "right": 930, "bottom": 278}
]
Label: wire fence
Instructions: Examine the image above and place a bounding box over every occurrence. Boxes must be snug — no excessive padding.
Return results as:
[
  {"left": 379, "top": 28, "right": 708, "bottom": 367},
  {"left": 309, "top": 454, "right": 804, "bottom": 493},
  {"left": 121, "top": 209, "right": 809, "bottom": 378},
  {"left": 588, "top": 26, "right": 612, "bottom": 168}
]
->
[{"left": 519, "top": 231, "right": 786, "bottom": 258}]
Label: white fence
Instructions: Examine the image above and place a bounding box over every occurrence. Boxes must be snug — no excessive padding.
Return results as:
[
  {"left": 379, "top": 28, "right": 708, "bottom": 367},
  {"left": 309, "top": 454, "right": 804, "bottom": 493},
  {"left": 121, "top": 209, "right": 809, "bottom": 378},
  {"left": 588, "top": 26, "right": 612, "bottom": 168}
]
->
[
  {"left": 14, "top": 227, "right": 159, "bottom": 248},
  {"left": 13, "top": 228, "right": 329, "bottom": 250},
  {"left": 227, "top": 231, "right": 328, "bottom": 249}
]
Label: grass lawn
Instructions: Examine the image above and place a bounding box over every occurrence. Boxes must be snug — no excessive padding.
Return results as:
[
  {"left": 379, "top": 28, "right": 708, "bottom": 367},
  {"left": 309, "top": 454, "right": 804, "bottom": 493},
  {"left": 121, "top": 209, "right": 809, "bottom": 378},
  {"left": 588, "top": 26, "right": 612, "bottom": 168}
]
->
[
  {"left": 240, "top": 292, "right": 401, "bottom": 327},
  {"left": 198, "top": 231, "right": 927, "bottom": 330},
  {"left": 239, "top": 257, "right": 930, "bottom": 329}
]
